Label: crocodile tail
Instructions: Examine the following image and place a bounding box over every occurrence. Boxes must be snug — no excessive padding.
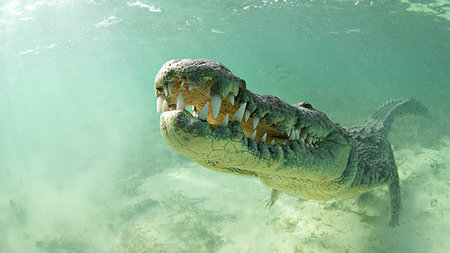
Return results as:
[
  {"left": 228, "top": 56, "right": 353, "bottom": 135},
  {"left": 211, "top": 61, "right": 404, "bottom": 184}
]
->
[{"left": 363, "top": 99, "right": 428, "bottom": 135}]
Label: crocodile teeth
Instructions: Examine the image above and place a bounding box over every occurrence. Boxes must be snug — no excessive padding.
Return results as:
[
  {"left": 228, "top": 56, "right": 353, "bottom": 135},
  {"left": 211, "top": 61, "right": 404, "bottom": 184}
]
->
[
  {"left": 250, "top": 130, "right": 257, "bottom": 140},
  {"left": 192, "top": 107, "right": 198, "bottom": 117},
  {"left": 188, "top": 84, "right": 195, "bottom": 91},
  {"left": 244, "top": 109, "right": 251, "bottom": 121},
  {"left": 157, "top": 96, "right": 164, "bottom": 112},
  {"left": 162, "top": 100, "right": 169, "bottom": 112},
  {"left": 176, "top": 92, "right": 185, "bottom": 110},
  {"left": 307, "top": 137, "right": 312, "bottom": 144},
  {"left": 289, "top": 128, "right": 295, "bottom": 140},
  {"left": 261, "top": 133, "right": 267, "bottom": 142},
  {"left": 295, "top": 129, "right": 300, "bottom": 140},
  {"left": 303, "top": 132, "right": 308, "bottom": 141},
  {"left": 270, "top": 139, "right": 275, "bottom": 145},
  {"left": 231, "top": 102, "right": 246, "bottom": 122},
  {"left": 219, "top": 113, "right": 229, "bottom": 127},
  {"left": 198, "top": 102, "right": 209, "bottom": 121},
  {"left": 228, "top": 94, "right": 235, "bottom": 106},
  {"left": 253, "top": 116, "right": 260, "bottom": 129},
  {"left": 167, "top": 82, "right": 173, "bottom": 95},
  {"left": 211, "top": 93, "right": 222, "bottom": 119},
  {"left": 163, "top": 85, "right": 168, "bottom": 97},
  {"left": 180, "top": 77, "right": 187, "bottom": 86}
]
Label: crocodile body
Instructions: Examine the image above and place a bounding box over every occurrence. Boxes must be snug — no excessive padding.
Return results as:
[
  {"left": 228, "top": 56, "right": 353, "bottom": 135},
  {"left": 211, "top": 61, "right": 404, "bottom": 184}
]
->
[{"left": 154, "top": 59, "right": 427, "bottom": 226}]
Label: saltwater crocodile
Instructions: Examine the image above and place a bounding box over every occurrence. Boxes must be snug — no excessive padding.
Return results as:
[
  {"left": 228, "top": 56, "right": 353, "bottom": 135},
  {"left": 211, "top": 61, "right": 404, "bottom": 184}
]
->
[{"left": 154, "top": 59, "right": 427, "bottom": 226}]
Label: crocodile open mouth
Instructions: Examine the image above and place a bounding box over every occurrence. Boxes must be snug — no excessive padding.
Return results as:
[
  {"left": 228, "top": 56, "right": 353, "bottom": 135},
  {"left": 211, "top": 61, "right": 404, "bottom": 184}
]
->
[{"left": 155, "top": 74, "right": 326, "bottom": 149}]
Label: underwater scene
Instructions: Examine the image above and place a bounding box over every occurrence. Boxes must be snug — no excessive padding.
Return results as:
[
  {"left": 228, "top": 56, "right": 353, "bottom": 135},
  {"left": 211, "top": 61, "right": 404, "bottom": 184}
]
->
[{"left": 1, "top": 0, "right": 449, "bottom": 252}]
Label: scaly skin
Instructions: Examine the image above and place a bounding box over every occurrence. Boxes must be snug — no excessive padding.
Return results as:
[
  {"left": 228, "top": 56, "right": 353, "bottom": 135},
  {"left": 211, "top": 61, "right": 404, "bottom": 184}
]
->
[{"left": 154, "top": 59, "right": 427, "bottom": 226}]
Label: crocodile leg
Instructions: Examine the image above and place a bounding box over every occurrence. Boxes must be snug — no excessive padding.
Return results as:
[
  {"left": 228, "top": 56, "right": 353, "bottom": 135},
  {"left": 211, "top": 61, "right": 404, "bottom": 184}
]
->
[{"left": 264, "top": 189, "right": 280, "bottom": 209}]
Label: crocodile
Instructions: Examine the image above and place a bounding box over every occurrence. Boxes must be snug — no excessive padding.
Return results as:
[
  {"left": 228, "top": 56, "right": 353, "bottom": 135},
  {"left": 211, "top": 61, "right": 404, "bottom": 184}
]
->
[{"left": 154, "top": 59, "right": 427, "bottom": 227}]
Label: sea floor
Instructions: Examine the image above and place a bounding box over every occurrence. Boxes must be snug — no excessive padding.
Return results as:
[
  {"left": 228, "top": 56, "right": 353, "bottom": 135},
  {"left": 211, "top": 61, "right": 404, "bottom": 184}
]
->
[{"left": 2, "top": 138, "right": 449, "bottom": 253}]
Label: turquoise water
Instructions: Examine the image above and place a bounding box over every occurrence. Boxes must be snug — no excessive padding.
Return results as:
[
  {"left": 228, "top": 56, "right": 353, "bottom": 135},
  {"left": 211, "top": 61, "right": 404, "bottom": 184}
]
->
[{"left": 1, "top": 1, "right": 449, "bottom": 252}]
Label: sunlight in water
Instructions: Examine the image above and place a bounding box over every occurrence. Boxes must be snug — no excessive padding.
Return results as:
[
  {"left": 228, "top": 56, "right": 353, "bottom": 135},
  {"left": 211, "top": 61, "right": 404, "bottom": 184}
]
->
[{"left": 0, "top": 0, "right": 449, "bottom": 252}]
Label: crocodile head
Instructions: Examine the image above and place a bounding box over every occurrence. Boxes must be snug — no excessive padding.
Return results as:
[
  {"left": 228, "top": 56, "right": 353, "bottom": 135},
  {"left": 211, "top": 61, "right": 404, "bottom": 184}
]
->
[{"left": 155, "top": 59, "right": 351, "bottom": 182}]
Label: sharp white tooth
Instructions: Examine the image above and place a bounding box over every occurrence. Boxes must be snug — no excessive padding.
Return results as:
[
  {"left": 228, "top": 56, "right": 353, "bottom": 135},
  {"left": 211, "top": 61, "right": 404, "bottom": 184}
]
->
[
  {"left": 188, "top": 84, "right": 195, "bottom": 91},
  {"left": 261, "top": 133, "right": 267, "bottom": 142},
  {"left": 307, "top": 137, "right": 312, "bottom": 144},
  {"left": 162, "top": 100, "right": 169, "bottom": 112},
  {"left": 231, "top": 102, "right": 246, "bottom": 122},
  {"left": 244, "top": 109, "right": 251, "bottom": 121},
  {"left": 210, "top": 93, "right": 222, "bottom": 119},
  {"left": 270, "top": 139, "right": 275, "bottom": 145},
  {"left": 301, "top": 138, "right": 305, "bottom": 144},
  {"left": 157, "top": 96, "right": 164, "bottom": 112},
  {"left": 250, "top": 130, "right": 257, "bottom": 140},
  {"left": 253, "top": 116, "right": 260, "bottom": 129},
  {"left": 167, "top": 82, "right": 174, "bottom": 95},
  {"left": 163, "top": 85, "right": 168, "bottom": 97},
  {"left": 181, "top": 78, "right": 186, "bottom": 86},
  {"left": 289, "top": 128, "right": 295, "bottom": 140},
  {"left": 219, "top": 113, "right": 229, "bottom": 127},
  {"left": 295, "top": 129, "right": 300, "bottom": 140},
  {"left": 198, "top": 102, "right": 209, "bottom": 121},
  {"left": 228, "top": 94, "right": 235, "bottom": 106},
  {"left": 176, "top": 92, "right": 185, "bottom": 110},
  {"left": 303, "top": 133, "right": 308, "bottom": 141}
]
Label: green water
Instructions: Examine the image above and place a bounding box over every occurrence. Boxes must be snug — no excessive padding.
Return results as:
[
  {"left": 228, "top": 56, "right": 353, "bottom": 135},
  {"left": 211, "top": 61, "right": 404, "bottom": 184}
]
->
[{"left": 1, "top": 1, "right": 449, "bottom": 252}]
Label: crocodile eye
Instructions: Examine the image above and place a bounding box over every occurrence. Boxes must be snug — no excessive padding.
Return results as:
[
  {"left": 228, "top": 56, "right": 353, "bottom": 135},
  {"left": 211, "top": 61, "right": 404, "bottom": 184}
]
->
[{"left": 300, "top": 102, "right": 314, "bottom": 110}]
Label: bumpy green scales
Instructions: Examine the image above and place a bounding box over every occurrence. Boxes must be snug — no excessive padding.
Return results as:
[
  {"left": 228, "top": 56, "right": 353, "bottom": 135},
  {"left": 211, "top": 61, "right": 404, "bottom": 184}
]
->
[{"left": 154, "top": 59, "right": 427, "bottom": 227}]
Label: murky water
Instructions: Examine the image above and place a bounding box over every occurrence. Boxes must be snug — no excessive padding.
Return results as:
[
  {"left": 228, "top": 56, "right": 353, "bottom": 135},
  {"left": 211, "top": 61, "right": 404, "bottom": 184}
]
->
[{"left": 1, "top": 1, "right": 449, "bottom": 252}]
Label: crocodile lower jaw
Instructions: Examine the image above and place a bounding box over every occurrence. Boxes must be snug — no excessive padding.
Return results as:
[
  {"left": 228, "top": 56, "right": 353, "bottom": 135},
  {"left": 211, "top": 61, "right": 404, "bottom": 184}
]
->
[
  {"left": 159, "top": 109, "right": 346, "bottom": 179},
  {"left": 160, "top": 109, "right": 282, "bottom": 175}
]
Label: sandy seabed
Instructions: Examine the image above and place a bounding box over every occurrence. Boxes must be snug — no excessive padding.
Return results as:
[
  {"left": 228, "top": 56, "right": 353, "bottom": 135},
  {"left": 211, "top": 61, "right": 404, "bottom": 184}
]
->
[{"left": 2, "top": 138, "right": 449, "bottom": 253}]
